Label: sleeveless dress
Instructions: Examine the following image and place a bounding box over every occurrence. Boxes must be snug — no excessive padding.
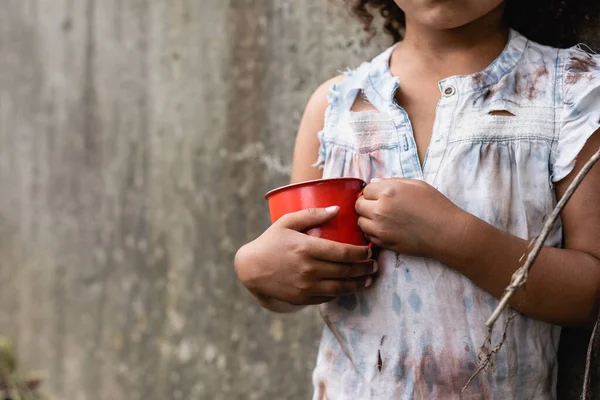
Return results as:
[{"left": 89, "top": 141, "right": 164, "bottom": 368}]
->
[{"left": 311, "top": 29, "right": 600, "bottom": 399}]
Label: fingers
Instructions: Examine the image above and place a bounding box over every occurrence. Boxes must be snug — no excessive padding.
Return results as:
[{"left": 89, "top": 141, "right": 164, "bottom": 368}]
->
[
  {"left": 277, "top": 206, "right": 340, "bottom": 232},
  {"left": 302, "top": 296, "right": 336, "bottom": 305},
  {"left": 285, "top": 258, "right": 379, "bottom": 304},
  {"left": 363, "top": 180, "right": 385, "bottom": 200},
  {"left": 311, "top": 276, "right": 374, "bottom": 297},
  {"left": 355, "top": 196, "right": 376, "bottom": 219},
  {"left": 357, "top": 217, "right": 384, "bottom": 247},
  {"left": 357, "top": 216, "right": 377, "bottom": 238},
  {"left": 363, "top": 178, "right": 404, "bottom": 200},
  {"left": 314, "top": 259, "right": 378, "bottom": 280},
  {"left": 306, "top": 236, "right": 371, "bottom": 262}
]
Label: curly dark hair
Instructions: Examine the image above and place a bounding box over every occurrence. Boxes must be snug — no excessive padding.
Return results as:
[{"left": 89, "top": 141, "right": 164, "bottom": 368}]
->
[{"left": 344, "top": 0, "right": 600, "bottom": 48}]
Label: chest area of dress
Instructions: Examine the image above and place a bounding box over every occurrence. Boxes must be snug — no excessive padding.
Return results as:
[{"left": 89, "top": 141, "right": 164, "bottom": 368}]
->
[
  {"left": 323, "top": 95, "right": 556, "bottom": 181},
  {"left": 326, "top": 99, "right": 555, "bottom": 152}
]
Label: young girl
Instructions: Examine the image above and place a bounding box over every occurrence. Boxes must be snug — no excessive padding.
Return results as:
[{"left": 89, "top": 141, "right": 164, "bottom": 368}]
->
[{"left": 234, "top": 1, "right": 600, "bottom": 398}]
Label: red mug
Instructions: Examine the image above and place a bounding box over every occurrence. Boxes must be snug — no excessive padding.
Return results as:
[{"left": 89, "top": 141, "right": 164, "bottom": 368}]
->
[{"left": 265, "top": 177, "right": 369, "bottom": 246}]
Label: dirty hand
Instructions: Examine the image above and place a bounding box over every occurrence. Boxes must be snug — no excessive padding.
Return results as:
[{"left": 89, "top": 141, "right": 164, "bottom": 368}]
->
[
  {"left": 355, "top": 178, "right": 466, "bottom": 258},
  {"left": 235, "top": 207, "right": 377, "bottom": 307}
]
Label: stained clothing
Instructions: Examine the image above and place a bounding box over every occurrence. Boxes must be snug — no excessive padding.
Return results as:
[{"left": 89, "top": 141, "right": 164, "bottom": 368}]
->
[{"left": 311, "top": 29, "right": 600, "bottom": 399}]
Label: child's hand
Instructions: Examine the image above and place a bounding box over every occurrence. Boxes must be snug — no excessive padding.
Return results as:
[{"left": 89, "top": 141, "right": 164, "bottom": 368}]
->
[
  {"left": 356, "top": 179, "right": 466, "bottom": 257},
  {"left": 235, "top": 207, "right": 376, "bottom": 308}
]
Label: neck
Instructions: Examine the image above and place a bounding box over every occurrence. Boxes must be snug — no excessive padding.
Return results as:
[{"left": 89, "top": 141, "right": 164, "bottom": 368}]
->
[{"left": 397, "top": 7, "right": 509, "bottom": 77}]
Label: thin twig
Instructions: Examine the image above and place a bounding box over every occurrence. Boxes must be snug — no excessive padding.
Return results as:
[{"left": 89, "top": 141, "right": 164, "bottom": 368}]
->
[
  {"left": 582, "top": 312, "right": 600, "bottom": 400},
  {"left": 461, "top": 312, "right": 515, "bottom": 396},
  {"left": 487, "top": 146, "right": 600, "bottom": 329}
]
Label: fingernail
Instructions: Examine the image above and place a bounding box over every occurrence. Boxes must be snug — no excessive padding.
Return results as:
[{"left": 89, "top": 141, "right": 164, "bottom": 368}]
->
[
  {"left": 365, "top": 276, "right": 373, "bottom": 288},
  {"left": 325, "top": 206, "right": 340, "bottom": 213},
  {"left": 370, "top": 178, "right": 382, "bottom": 182},
  {"left": 367, "top": 247, "right": 372, "bottom": 259},
  {"left": 372, "top": 261, "right": 379, "bottom": 274}
]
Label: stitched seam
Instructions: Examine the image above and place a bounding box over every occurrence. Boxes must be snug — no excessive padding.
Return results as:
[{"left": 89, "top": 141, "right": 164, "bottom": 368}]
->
[
  {"left": 448, "top": 136, "right": 554, "bottom": 144},
  {"left": 456, "top": 121, "right": 555, "bottom": 126},
  {"left": 549, "top": 48, "right": 561, "bottom": 179},
  {"left": 318, "top": 138, "right": 401, "bottom": 153}
]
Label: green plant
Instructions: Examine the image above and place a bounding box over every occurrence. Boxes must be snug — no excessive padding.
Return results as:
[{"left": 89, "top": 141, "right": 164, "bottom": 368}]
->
[{"left": 0, "top": 336, "right": 56, "bottom": 400}]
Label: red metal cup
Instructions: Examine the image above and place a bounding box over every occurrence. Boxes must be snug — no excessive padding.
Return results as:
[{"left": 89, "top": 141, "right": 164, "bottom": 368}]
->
[{"left": 265, "top": 177, "right": 369, "bottom": 246}]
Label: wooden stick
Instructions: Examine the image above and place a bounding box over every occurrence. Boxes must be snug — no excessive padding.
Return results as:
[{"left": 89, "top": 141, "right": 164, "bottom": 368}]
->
[{"left": 582, "top": 312, "right": 600, "bottom": 400}]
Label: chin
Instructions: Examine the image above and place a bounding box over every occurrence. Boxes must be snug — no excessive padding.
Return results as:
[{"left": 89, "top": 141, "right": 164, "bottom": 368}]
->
[
  {"left": 418, "top": 10, "right": 476, "bottom": 30},
  {"left": 399, "top": 0, "right": 505, "bottom": 30}
]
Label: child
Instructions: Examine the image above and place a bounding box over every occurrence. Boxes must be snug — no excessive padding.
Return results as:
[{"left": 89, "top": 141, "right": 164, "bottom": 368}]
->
[{"left": 234, "top": 1, "right": 600, "bottom": 398}]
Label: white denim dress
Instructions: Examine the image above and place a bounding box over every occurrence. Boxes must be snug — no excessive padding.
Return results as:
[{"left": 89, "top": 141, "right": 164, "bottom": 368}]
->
[{"left": 311, "top": 29, "right": 600, "bottom": 399}]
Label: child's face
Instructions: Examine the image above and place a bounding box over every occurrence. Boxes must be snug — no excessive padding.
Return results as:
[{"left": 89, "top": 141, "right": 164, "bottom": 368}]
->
[{"left": 394, "top": 0, "right": 505, "bottom": 29}]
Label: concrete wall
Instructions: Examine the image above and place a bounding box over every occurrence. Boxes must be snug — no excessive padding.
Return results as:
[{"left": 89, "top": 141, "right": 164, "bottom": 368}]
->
[{"left": 0, "top": 1, "right": 597, "bottom": 399}]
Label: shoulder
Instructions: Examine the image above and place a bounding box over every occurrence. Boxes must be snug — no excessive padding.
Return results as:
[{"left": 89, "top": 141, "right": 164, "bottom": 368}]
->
[
  {"left": 301, "top": 44, "right": 398, "bottom": 126},
  {"left": 308, "top": 45, "right": 398, "bottom": 114},
  {"left": 304, "top": 75, "right": 345, "bottom": 119},
  {"left": 509, "top": 37, "right": 560, "bottom": 88},
  {"left": 492, "top": 36, "right": 599, "bottom": 107},
  {"left": 559, "top": 45, "right": 600, "bottom": 73},
  {"left": 551, "top": 45, "right": 600, "bottom": 182},
  {"left": 304, "top": 63, "right": 373, "bottom": 120},
  {"left": 559, "top": 46, "right": 600, "bottom": 95},
  {"left": 520, "top": 39, "right": 600, "bottom": 91}
]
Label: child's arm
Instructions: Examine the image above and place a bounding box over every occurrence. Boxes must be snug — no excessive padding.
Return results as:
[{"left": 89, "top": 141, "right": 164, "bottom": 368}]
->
[
  {"left": 235, "top": 77, "right": 375, "bottom": 313},
  {"left": 290, "top": 76, "right": 342, "bottom": 183},
  {"left": 355, "top": 131, "right": 600, "bottom": 326},
  {"left": 450, "top": 131, "right": 600, "bottom": 326}
]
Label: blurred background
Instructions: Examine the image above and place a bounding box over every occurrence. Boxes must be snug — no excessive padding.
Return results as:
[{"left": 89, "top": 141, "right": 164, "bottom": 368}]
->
[{"left": 0, "top": 1, "right": 598, "bottom": 399}]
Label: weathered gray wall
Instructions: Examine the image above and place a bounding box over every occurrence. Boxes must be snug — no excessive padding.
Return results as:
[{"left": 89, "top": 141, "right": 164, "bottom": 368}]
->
[{"left": 0, "top": 1, "right": 598, "bottom": 399}]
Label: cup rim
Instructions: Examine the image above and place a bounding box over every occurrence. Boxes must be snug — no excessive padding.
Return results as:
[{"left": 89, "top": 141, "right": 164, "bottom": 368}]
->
[{"left": 265, "top": 177, "right": 365, "bottom": 199}]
